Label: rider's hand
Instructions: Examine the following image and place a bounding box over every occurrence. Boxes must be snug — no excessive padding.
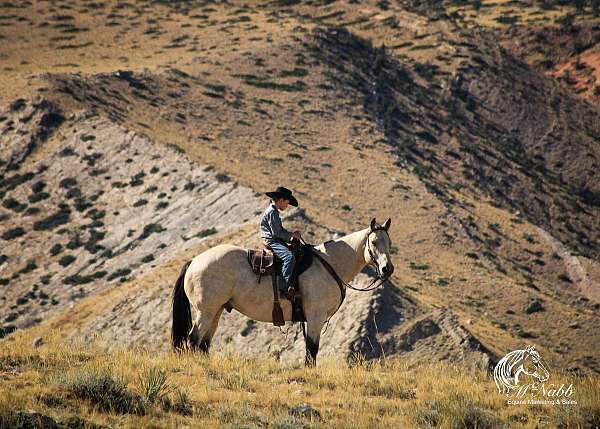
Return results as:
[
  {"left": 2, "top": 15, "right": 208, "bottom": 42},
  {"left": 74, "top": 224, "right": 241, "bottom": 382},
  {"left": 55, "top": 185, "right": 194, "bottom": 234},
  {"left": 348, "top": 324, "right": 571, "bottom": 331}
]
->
[{"left": 292, "top": 231, "right": 301, "bottom": 239}]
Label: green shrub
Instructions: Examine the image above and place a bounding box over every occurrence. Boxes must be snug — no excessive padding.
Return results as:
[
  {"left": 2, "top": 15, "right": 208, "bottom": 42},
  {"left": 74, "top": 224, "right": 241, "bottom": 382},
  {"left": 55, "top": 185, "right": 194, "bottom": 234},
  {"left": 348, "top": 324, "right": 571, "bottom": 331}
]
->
[
  {"left": 74, "top": 197, "right": 91, "bottom": 212},
  {"left": 59, "top": 368, "right": 146, "bottom": 414},
  {"left": 139, "top": 223, "right": 165, "bottom": 240},
  {"left": 100, "top": 249, "right": 113, "bottom": 258},
  {"left": 24, "top": 207, "right": 40, "bottom": 216},
  {"left": 170, "top": 387, "right": 193, "bottom": 416},
  {"left": 130, "top": 172, "right": 146, "bottom": 187},
  {"left": 525, "top": 299, "right": 544, "bottom": 314},
  {"left": 59, "top": 147, "right": 76, "bottom": 157},
  {"left": 558, "top": 273, "right": 572, "bottom": 283},
  {"left": 414, "top": 404, "right": 441, "bottom": 428},
  {"left": 141, "top": 254, "right": 154, "bottom": 263},
  {"left": 28, "top": 191, "right": 50, "bottom": 203},
  {"left": 167, "top": 143, "right": 185, "bottom": 154},
  {"left": 59, "top": 254, "right": 76, "bottom": 267},
  {"left": 59, "top": 177, "right": 77, "bottom": 188},
  {"left": 107, "top": 268, "right": 132, "bottom": 281},
  {"left": 182, "top": 227, "right": 218, "bottom": 241},
  {"left": 137, "top": 367, "right": 169, "bottom": 404},
  {"left": 67, "top": 232, "right": 85, "bottom": 250},
  {"left": 64, "top": 271, "right": 106, "bottom": 285},
  {"left": 1, "top": 171, "right": 35, "bottom": 191},
  {"left": 19, "top": 260, "right": 37, "bottom": 274},
  {"left": 2, "top": 197, "right": 27, "bottom": 212},
  {"left": 31, "top": 181, "right": 46, "bottom": 193},
  {"left": 2, "top": 227, "right": 25, "bottom": 240},
  {"left": 363, "top": 378, "right": 416, "bottom": 399},
  {"left": 450, "top": 405, "right": 499, "bottom": 429},
  {"left": 33, "top": 207, "right": 71, "bottom": 231},
  {"left": 215, "top": 173, "right": 230, "bottom": 182},
  {"left": 409, "top": 261, "right": 430, "bottom": 270},
  {"left": 50, "top": 243, "right": 63, "bottom": 256},
  {"left": 86, "top": 209, "right": 105, "bottom": 220},
  {"left": 65, "top": 187, "right": 81, "bottom": 199}
]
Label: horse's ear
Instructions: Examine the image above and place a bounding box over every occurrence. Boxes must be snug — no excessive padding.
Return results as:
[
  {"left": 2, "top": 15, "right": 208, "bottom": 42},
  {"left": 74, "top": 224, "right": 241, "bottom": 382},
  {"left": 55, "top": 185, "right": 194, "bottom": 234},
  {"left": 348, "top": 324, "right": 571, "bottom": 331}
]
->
[
  {"left": 370, "top": 218, "right": 377, "bottom": 231},
  {"left": 383, "top": 218, "right": 391, "bottom": 231},
  {"left": 526, "top": 345, "right": 535, "bottom": 352}
]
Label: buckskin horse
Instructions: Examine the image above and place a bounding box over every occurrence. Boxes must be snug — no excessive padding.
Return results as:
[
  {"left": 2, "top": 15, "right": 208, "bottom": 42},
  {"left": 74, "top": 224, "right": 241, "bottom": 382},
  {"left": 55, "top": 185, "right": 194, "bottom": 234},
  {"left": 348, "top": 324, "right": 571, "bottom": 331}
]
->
[{"left": 171, "top": 218, "right": 394, "bottom": 366}]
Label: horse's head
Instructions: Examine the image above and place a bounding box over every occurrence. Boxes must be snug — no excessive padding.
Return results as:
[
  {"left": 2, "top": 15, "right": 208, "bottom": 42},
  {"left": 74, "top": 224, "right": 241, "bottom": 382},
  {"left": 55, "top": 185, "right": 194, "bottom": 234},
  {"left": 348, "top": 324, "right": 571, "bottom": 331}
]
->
[
  {"left": 521, "top": 345, "right": 549, "bottom": 383},
  {"left": 365, "top": 218, "right": 394, "bottom": 278}
]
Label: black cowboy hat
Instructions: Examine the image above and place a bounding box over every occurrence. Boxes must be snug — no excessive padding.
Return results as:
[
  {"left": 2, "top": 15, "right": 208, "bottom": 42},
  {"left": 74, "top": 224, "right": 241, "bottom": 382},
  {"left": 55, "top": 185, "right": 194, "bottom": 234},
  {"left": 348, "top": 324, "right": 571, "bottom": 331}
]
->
[{"left": 265, "top": 186, "right": 298, "bottom": 207}]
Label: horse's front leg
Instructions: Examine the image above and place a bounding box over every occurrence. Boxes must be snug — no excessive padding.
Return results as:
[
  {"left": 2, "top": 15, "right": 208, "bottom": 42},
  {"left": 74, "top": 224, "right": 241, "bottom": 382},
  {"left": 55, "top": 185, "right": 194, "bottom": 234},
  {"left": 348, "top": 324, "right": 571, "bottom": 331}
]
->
[{"left": 304, "top": 315, "right": 327, "bottom": 367}]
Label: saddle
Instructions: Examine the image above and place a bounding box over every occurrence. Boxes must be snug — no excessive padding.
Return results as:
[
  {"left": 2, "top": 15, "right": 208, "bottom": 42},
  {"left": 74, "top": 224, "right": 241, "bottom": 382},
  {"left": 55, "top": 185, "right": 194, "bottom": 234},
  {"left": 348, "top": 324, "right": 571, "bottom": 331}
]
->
[{"left": 246, "top": 238, "right": 313, "bottom": 327}]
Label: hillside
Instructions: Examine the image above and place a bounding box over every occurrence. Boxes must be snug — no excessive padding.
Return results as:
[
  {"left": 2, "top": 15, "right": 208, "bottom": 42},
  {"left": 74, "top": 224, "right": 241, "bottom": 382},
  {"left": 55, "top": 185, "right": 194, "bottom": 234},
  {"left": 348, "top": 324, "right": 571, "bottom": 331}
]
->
[{"left": 1, "top": 0, "right": 599, "bottom": 382}]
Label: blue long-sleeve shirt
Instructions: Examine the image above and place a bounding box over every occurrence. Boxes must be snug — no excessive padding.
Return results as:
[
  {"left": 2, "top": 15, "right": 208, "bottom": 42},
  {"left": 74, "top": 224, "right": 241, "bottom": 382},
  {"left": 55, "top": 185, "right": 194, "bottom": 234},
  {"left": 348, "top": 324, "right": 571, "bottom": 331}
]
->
[{"left": 260, "top": 203, "right": 292, "bottom": 242}]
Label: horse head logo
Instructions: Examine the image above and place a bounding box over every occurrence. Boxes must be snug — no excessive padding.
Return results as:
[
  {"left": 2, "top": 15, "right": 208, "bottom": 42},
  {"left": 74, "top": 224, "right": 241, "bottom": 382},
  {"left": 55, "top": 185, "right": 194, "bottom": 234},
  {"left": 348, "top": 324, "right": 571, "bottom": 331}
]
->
[{"left": 493, "top": 345, "right": 550, "bottom": 394}]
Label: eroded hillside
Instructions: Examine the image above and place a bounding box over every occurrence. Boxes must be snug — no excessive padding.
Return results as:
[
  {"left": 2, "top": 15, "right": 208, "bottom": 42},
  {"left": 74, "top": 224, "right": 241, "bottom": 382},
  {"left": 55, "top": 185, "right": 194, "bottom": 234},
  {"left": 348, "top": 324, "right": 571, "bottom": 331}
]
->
[{"left": 1, "top": 0, "right": 599, "bottom": 373}]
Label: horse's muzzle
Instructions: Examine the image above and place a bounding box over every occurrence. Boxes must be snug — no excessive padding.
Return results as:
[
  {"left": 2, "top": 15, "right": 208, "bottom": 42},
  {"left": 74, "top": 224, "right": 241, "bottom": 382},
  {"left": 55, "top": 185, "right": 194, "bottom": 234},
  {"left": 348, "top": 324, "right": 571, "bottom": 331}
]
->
[{"left": 381, "top": 264, "right": 394, "bottom": 278}]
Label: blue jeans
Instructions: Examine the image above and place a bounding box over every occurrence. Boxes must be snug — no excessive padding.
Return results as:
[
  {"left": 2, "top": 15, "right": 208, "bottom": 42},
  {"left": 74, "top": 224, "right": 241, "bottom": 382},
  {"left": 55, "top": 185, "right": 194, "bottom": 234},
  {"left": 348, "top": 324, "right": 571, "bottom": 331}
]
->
[{"left": 267, "top": 240, "right": 295, "bottom": 289}]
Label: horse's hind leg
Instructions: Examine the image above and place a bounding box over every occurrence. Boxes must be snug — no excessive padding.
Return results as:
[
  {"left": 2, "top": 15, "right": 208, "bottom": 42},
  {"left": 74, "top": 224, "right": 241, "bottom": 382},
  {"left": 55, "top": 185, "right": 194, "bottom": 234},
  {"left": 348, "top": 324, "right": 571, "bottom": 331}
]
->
[
  {"left": 189, "top": 311, "right": 214, "bottom": 353},
  {"left": 190, "top": 307, "right": 224, "bottom": 353}
]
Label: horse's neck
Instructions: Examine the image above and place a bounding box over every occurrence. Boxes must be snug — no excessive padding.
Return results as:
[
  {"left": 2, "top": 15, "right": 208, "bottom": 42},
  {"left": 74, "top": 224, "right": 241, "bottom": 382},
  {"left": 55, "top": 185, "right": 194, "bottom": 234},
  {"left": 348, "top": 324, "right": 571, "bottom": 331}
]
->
[{"left": 317, "top": 228, "right": 369, "bottom": 284}]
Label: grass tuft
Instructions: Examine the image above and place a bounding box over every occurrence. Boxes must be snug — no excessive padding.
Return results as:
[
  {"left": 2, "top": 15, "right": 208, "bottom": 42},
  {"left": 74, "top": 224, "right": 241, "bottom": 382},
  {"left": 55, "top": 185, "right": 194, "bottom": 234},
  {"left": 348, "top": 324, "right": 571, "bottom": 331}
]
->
[{"left": 58, "top": 367, "right": 146, "bottom": 414}]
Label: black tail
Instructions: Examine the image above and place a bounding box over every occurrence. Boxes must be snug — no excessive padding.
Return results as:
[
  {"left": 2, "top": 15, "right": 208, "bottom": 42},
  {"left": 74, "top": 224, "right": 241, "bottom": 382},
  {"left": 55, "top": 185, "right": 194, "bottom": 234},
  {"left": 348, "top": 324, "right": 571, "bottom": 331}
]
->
[{"left": 171, "top": 260, "right": 193, "bottom": 351}]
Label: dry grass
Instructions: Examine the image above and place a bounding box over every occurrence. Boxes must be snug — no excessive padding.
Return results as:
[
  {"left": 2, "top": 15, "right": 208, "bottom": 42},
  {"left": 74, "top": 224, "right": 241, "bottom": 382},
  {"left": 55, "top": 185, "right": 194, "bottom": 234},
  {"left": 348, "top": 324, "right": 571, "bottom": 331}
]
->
[
  {"left": 446, "top": 0, "right": 598, "bottom": 29},
  {"left": 0, "top": 4, "right": 599, "bottom": 424},
  {"left": 1, "top": 331, "right": 598, "bottom": 428}
]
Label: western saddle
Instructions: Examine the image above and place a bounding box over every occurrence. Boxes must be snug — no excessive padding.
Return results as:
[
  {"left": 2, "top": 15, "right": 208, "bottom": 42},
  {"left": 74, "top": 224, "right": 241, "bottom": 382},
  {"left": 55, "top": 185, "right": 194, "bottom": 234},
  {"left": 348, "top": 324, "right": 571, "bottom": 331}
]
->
[{"left": 247, "top": 238, "right": 312, "bottom": 326}]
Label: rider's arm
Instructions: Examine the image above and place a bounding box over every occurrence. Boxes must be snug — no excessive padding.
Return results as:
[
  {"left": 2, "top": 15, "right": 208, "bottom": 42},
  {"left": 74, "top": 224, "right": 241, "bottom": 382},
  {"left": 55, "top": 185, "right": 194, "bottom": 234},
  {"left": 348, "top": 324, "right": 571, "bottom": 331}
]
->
[{"left": 269, "top": 209, "right": 292, "bottom": 242}]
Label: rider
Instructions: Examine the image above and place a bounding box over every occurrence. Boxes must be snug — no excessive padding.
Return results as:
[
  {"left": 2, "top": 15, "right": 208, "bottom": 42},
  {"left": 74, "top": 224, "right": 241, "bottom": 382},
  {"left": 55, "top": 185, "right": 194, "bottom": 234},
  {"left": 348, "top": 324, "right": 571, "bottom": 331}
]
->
[{"left": 260, "top": 186, "right": 302, "bottom": 297}]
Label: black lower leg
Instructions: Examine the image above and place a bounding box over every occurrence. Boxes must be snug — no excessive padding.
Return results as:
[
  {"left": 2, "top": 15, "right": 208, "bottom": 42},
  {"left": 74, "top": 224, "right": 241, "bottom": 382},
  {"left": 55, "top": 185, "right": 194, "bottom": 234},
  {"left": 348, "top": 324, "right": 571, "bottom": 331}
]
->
[
  {"left": 189, "top": 326, "right": 200, "bottom": 350},
  {"left": 305, "top": 336, "right": 319, "bottom": 367},
  {"left": 199, "top": 337, "right": 211, "bottom": 354}
]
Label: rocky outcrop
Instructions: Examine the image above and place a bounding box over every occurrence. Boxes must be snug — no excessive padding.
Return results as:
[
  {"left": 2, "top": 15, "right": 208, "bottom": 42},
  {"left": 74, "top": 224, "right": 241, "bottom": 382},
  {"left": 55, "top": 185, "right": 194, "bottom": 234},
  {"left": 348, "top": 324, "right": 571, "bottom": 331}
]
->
[
  {"left": 0, "top": 112, "right": 263, "bottom": 332},
  {"left": 0, "top": 98, "right": 64, "bottom": 173}
]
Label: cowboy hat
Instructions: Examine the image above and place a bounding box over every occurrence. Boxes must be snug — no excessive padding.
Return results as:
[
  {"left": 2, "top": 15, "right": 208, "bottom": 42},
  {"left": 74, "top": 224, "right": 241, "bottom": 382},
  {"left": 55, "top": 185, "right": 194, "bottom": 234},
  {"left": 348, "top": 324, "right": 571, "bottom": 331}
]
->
[{"left": 265, "top": 186, "right": 298, "bottom": 207}]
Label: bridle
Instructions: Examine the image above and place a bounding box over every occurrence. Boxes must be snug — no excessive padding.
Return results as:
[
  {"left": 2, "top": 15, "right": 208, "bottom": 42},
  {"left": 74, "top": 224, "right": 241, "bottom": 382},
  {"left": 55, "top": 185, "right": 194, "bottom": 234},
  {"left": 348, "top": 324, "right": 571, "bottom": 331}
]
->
[
  {"left": 304, "top": 226, "right": 392, "bottom": 296},
  {"left": 346, "top": 226, "right": 392, "bottom": 292}
]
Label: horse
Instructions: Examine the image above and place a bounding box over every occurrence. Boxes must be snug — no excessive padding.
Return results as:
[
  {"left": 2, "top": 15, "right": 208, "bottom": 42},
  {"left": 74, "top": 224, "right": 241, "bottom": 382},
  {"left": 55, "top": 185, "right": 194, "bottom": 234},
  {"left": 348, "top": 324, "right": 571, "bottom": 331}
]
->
[
  {"left": 171, "top": 217, "right": 394, "bottom": 366},
  {"left": 493, "top": 345, "right": 550, "bottom": 394}
]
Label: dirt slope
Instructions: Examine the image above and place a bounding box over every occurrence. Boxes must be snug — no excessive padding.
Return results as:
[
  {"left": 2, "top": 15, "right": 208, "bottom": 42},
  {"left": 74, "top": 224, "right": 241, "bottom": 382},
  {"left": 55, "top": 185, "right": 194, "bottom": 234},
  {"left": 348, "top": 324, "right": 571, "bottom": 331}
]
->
[
  {"left": 0, "top": 0, "right": 599, "bottom": 372},
  {"left": 0, "top": 106, "right": 263, "bottom": 332}
]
